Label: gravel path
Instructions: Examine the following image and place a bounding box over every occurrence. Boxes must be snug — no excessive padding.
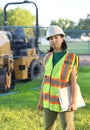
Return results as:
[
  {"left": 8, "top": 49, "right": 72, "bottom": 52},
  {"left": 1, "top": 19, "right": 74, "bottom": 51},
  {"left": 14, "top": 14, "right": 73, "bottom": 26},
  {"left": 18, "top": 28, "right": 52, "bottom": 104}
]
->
[{"left": 79, "top": 54, "right": 90, "bottom": 66}]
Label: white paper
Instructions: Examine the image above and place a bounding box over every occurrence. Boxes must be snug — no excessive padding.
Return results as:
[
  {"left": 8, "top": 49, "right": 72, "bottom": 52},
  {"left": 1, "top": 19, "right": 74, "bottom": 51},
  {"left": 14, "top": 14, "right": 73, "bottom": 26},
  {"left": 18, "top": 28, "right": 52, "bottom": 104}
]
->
[{"left": 58, "top": 84, "right": 86, "bottom": 111}]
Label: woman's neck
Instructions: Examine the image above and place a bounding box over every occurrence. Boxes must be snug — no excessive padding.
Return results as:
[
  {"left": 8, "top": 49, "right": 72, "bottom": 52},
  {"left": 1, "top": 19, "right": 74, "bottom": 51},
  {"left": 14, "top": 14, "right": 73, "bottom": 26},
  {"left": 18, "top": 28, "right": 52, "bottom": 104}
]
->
[{"left": 54, "top": 49, "right": 63, "bottom": 53}]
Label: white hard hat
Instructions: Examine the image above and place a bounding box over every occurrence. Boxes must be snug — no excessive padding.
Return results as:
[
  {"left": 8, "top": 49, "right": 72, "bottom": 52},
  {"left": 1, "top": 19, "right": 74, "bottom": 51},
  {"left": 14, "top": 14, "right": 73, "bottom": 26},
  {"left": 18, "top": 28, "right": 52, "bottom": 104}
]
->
[{"left": 46, "top": 25, "right": 65, "bottom": 40}]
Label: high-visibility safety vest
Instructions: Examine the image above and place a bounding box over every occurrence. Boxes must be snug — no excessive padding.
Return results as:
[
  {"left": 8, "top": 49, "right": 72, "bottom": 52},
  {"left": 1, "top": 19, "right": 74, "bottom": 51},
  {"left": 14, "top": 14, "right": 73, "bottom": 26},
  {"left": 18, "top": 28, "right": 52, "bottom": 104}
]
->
[{"left": 42, "top": 52, "right": 78, "bottom": 112}]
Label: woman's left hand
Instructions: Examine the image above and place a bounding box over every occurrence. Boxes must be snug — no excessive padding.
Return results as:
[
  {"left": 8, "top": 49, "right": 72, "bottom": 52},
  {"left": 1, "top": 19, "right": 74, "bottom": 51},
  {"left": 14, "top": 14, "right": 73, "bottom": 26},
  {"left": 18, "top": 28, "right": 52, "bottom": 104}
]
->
[{"left": 68, "top": 102, "right": 77, "bottom": 111}]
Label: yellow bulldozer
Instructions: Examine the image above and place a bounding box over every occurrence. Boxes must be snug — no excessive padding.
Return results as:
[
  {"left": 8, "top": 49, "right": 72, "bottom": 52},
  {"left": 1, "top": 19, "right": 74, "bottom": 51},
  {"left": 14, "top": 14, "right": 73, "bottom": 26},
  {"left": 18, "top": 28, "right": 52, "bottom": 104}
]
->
[
  {"left": 0, "top": 1, "right": 42, "bottom": 92},
  {"left": 0, "top": 31, "right": 15, "bottom": 92}
]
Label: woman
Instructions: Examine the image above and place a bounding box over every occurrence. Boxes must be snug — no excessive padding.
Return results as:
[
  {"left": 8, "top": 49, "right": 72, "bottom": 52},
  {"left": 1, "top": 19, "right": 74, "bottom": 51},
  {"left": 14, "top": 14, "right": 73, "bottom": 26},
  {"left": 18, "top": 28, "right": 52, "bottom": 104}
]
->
[{"left": 37, "top": 25, "right": 78, "bottom": 130}]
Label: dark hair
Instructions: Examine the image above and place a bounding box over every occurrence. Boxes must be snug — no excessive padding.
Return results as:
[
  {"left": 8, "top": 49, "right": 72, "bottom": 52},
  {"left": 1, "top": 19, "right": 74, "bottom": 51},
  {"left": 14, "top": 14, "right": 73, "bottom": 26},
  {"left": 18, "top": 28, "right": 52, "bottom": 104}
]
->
[{"left": 48, "top": 34, "right": 67, "bottom": 52}]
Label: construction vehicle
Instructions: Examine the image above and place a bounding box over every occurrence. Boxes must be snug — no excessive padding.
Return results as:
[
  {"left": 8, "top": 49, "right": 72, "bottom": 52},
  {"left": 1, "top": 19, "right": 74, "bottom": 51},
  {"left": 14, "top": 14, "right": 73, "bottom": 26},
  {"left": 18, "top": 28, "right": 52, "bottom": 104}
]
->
[
  {"left": 3, "top": 0, "right": 41, "bottom": 82},
  {"left": 0, "top": 31, "right": 16, "bottom": 92}
]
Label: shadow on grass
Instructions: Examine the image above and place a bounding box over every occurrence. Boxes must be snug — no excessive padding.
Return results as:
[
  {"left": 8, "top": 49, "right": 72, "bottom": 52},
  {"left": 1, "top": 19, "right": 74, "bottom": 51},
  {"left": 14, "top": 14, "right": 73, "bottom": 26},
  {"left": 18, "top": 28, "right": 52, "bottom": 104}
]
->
[{"left": 0, "top": 87, "right": 41, "bottom": 111}]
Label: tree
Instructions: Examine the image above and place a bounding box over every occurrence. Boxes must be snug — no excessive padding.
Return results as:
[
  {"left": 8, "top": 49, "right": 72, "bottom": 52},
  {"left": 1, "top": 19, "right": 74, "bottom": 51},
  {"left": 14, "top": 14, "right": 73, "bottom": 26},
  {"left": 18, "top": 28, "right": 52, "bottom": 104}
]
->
[
  {"left": 0, "top": 7, "right": 36, "bottom": 36},
  {"left": 50, "top": 20, "right": 59, "bottom": 26},
  {"left": 75, "top": 18, "right": 90, "bottom": 30},
  {"left": 6, "top": 7, "right": 35, "bottom": 36},
  {"left": 7, "top": 7, "right": 35, "bottom": 26},
  {"left": 0, "top": 8, "right": 4, "bottom": 26},
  {"left": 50, "top": 18, "right": 75, "bottom": 30}
]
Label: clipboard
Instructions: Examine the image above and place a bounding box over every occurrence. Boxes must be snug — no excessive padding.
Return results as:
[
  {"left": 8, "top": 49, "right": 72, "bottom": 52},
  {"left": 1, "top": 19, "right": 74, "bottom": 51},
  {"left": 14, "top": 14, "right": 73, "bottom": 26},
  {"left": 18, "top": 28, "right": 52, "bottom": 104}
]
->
[{"left": 58, "top": 84, "right": 86, "bottom": 111}]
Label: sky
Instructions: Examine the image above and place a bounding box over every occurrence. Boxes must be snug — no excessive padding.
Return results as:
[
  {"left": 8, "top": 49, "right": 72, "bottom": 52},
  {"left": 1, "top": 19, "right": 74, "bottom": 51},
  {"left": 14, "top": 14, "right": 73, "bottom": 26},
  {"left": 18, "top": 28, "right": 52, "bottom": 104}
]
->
[{"left": 0, "top": 0, "right": 90, "bottom": 27}]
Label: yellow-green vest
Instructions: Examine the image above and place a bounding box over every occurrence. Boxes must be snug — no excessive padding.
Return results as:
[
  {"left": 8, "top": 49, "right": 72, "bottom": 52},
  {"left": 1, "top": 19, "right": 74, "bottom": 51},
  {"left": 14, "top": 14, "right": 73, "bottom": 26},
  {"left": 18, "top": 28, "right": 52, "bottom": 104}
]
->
[{"left": 42, "top": 52, "right": 78, "bottom": 112}]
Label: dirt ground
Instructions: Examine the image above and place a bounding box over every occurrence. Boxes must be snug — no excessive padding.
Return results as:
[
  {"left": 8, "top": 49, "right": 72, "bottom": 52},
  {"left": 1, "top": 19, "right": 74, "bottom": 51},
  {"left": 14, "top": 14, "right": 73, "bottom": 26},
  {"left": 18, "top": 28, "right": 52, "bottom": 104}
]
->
[{"left": 79, "top": 54, "right": 90, "bottom": 66}]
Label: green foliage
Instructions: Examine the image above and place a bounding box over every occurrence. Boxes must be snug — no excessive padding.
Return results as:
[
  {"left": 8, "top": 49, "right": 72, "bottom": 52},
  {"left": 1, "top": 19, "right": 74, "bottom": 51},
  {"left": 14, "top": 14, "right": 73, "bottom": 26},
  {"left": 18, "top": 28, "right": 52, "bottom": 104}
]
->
[
  {"left": 51, "top": 18, "right": 75, "bottom": 30},
  {"left": 50, "top": 17, "right": 90, "bottom": 30},
  {"left": 0, "top": 7, "right": 36, "bottom": 36},
  {"left": 0, "top": 8, "right": 3, "bottom": 26},
  {"left": 7, "top": 7, "right": 35, "bottom": 26},
  {"left": 75, "top": 18, "right": 90, "bottom": 30},
  {"left": 7, "top": 7, "right": 35, "bottom": 36}
]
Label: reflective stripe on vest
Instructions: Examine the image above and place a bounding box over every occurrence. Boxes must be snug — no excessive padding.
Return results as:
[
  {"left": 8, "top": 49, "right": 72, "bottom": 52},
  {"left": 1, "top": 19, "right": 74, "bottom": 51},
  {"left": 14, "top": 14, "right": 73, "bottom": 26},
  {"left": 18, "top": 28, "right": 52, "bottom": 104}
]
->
[
  {"left": 60, "top": 53, "right": 75, "bottom": 82},
  {"left": 44, "top": 75, "right": 69, "bottom": 88},
  {"left": 43, "top": 52, "right": 52, "bottom": 67},
  {"left": 43, "top": 52, "right": 78, "bottom": 112}
]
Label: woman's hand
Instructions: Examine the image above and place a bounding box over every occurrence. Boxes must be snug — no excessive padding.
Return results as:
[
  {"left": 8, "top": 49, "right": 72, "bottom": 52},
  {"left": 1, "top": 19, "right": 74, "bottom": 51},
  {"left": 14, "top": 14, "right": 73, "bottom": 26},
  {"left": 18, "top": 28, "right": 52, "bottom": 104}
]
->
[
  {"left": 68, "top": 102, "right": 77, "bottom": 111},
  {"left": 37, "top": 99, "right": 43, "bottom": 111}
]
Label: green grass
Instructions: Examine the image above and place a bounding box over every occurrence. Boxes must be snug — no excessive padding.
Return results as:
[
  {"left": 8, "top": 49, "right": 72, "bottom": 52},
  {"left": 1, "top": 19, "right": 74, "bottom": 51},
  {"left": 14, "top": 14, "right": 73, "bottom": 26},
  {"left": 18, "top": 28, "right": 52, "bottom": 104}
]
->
[
  {"left": 75, "top": 66, "right": 90, "bottom": 130},
  {"left": 0, "top": 66, "right": 90, "bottom": 130},
  {"left": 39, "top": 41, "right": 90, "bottom": 54}
]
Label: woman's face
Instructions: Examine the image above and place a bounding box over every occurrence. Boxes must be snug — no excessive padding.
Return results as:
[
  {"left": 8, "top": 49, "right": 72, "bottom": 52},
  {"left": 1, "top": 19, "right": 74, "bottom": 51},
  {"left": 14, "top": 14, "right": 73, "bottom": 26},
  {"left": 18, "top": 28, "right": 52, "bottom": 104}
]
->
[{"left": 49, "top": 34, "right": 64, "bottom": 52}]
